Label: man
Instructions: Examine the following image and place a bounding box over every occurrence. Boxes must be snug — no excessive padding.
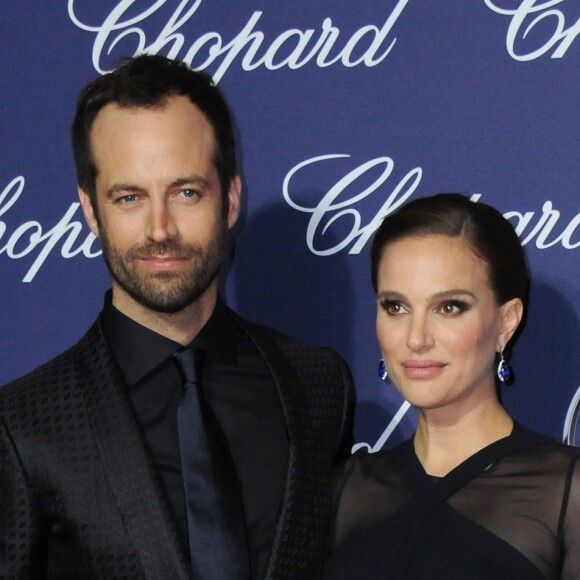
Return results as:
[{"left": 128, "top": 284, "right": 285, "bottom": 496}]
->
[{"left": 0, "top": 55, "right": 354, "bottom": 579}]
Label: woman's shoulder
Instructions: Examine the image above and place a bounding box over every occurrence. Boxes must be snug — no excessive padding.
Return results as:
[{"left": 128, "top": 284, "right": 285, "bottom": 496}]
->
[
  {"left": 333, "top": 438, "right": 413, "bottom": 486},
  {"left": 334, "top": 449, "right": 391, "bottom": 480},
  {"left": 498, "top": 424, "right": 580, "bottom": 479},
  {"left": 330, "top": 442, "right": 415, "bottom": 545},
  {"left": 511, "top": 424, "right": 580, "bottom": 457}
]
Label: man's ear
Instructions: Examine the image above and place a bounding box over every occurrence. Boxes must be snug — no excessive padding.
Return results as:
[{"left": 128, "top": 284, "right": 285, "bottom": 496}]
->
[
  {"left": 497, "top": 298, "right": 524, "bottom": 350},
  {"left": 227, "top": 175, "right": 241, "bottom": 229},
  {"left": 77, "top": 187, "right": 100, "bottom": 236}
]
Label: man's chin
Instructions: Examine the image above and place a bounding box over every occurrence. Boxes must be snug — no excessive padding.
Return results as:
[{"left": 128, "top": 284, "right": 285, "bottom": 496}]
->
[
  {"left": 119, "top": 276, "right": 215, "bottom": 315},
  {"left": 127, "top": 291, "right": 200, "bottom": 314}
]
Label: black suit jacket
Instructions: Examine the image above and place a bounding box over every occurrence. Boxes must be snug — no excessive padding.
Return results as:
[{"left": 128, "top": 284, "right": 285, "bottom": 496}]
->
[{"left": 0, "top": 309, "right": 354, "bottom": 579}]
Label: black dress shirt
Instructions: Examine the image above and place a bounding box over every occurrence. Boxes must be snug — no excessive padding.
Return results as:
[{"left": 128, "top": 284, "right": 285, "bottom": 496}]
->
[{"left": 100, "top": 293, "right": 288, "bottom": 579}]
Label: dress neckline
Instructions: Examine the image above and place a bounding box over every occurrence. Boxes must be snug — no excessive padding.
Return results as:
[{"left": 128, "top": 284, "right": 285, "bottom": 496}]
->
[
  {"left": 410, "top": 420, "right": 518, "bottom": 479},
  {"left": 388, "top": 423, "right": 553, "bottom": 504}
]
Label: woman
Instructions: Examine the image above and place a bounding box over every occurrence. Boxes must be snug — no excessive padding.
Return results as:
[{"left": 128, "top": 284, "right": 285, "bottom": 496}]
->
[{"left": 325, "top": 194, "right": 580, "bottom": 579}]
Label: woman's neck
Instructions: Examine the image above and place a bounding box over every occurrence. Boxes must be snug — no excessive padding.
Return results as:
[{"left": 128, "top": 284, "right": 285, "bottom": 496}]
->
[{"left": 413, "top": 398, "right": 513, "bottom": 477}]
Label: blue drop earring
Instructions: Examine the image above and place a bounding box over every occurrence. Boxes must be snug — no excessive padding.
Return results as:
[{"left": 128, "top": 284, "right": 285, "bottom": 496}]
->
[
  {"left": 378, "top": 358, "right": 388, "bottom": 382},
  {"left": 497, "top": 349, "right": 511, "bottom": 382}
]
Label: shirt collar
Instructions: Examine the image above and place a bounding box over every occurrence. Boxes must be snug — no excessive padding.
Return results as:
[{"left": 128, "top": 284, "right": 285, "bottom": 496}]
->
[{"left": 100, "top": 291, "right": 238, "bottom": 385}]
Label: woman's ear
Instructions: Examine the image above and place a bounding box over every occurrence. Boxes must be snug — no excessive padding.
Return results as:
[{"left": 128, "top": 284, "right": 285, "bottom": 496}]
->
[{"left": 497, "top": 298, "right": 524, "bottom": 350}]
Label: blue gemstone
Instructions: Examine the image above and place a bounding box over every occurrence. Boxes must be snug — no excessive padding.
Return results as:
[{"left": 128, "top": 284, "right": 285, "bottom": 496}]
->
[
  {"left": 497, "top": 360, "right": 510, "bottom": 382},
  {"left": 378, "top": 359, "right": 387, "bottom": 380}
]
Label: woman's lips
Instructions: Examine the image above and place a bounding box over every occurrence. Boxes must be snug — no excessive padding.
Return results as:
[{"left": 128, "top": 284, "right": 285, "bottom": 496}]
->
[{"left": 401, "top": 360, "right": 446, "bottom": 379}]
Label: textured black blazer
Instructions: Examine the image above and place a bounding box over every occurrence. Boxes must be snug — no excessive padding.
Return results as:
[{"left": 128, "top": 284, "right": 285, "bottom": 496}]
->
[{"left": 0, "top": 310, "right": 354, "bottom": 580}]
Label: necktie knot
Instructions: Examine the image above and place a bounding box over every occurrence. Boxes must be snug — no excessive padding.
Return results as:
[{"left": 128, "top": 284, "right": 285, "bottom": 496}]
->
[{"left": 173, "top": 348, "right": 200, "bottom": 385}]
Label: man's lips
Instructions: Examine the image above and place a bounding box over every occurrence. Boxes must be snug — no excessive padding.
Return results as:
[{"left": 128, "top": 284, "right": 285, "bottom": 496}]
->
[
  {"left": 138, "top": 255, "right": 189, "bottom": 269},
  {"left": 401, "top": 360, "right": 446, "bottom": 379}
]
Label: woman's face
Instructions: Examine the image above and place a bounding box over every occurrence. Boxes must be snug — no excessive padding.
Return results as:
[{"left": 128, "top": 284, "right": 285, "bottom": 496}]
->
[{"left": 375, "top": 234, "right": 521, "bottom": 415}]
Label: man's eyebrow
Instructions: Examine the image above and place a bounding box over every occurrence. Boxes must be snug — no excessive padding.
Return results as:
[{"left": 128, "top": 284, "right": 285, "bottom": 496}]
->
[
  {"left": 105, "top": 175, "right": 211, "bottom": 199},
  {"left": 169, "top": 175, "right": 210, "bottom": 189},
  {"left": 106, "top": 183, "right": 142, "bottom": 199}
]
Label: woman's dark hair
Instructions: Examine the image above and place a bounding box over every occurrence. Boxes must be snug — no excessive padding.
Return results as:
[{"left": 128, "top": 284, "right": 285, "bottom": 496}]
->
[
  {"left": 370, "top": 193, "right": 529, "bottom": 310},
  {"left": 71, "top": 54, "right": 237, "bottom": 214}
]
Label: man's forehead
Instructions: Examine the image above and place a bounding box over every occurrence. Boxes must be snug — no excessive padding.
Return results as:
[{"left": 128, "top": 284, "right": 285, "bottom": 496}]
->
[{"left": 91, "top": 96, "right": 214, "bottom": 140}]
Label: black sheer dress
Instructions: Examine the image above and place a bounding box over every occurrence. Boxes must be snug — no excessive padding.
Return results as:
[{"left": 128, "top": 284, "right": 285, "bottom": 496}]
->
[{"left": 325, "top": 425, "right": 580, "bottom": 579}]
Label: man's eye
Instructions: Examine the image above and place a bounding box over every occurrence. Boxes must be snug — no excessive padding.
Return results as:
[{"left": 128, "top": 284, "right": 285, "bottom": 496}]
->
[
  {"left": 180, "top": 188, "right": 199, "bottom": 199},
  {"left": 117, "top": 194, "right": 138, "bottom": 204}
]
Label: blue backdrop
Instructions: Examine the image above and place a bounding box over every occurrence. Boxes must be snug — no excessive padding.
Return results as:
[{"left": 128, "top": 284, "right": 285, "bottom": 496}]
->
[{"left": 1, "top": 0, "right": 578, "bottom": 449}]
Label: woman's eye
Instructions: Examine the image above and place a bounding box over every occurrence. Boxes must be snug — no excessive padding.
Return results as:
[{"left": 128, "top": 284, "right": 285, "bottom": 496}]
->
[
  {"left": 437, "top": 300, "right": 470, "bottom": 315},
  {"left": 380, "top": 300, "right": 406, "bottom": 315}
]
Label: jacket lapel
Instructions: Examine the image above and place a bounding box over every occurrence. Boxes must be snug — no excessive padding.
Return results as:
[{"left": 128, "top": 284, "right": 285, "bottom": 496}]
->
[
  {"left": 77, "top": 323, "right": 192, "bottom": 579},
  {"left": 228, "top": 312, "right": 313, "bottom": 578}
]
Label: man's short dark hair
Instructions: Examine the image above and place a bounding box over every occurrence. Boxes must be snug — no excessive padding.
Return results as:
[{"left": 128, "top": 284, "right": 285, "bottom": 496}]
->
[{"left": 71, "top": 54, "right": 237, "bottom": 214}]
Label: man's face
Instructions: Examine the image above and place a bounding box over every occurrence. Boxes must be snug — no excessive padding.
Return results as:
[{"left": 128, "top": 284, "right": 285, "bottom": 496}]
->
[{"left": 79, "top": 95, "right": 240, "bottom": 314}]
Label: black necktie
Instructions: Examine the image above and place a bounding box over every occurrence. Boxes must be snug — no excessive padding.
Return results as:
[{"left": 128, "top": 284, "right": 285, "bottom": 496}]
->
[{"left": 173, "top": 348, "right": 249, "bottom": 580}]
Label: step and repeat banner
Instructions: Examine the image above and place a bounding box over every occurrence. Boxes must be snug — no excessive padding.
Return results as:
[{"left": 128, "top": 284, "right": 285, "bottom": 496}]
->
[{"left": 1, "top": 1, "right": 578, "bottom": 449}]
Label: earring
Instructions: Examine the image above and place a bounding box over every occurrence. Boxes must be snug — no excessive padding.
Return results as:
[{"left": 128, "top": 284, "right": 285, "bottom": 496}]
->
[
  {"left": 497, "top": 349, "right": 511, "bottom": 382},
  {"left": 378, "top": 358, "right": 388, "bottom": 382}
]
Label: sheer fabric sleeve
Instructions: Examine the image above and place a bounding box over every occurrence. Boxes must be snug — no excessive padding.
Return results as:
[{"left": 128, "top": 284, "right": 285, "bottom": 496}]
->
[{"left": 327, "top": 451, "right": 411, "bottom": 552}]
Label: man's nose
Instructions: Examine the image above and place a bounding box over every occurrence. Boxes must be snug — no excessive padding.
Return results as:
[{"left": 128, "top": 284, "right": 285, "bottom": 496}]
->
[{"left": 145, "top": 199, "right": 178, "bottom": 242}]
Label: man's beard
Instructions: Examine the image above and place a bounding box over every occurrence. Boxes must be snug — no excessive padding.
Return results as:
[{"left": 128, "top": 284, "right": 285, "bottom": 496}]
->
[{"left": 99, "top": 222, "right": 228, "bottom": 314}]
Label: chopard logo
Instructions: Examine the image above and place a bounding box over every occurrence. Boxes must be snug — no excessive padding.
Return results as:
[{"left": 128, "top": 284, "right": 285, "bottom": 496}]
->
[
  {"left": 357, "top": 378, "right": 580, "bottom": 453},
  {"left": 67, "top": 0, "right": 409, "bottom": 82},
  {"left": 564, "top": 385, "right": 580, "bottom": 446},
  {"left": 1, "top": 163, "right": 578, "bottom": 282},
  {"left": 282, "top": 154, "right": 580, "bottom": 256},
  {"left": 484, "top": 0, "right": 580, "bottom": 60},
  {"left": 352, "top": 400, "right": 412, "bottom": 454},
  {"left": 0, "top": 177, "right": 99, "bottom": 283}
]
